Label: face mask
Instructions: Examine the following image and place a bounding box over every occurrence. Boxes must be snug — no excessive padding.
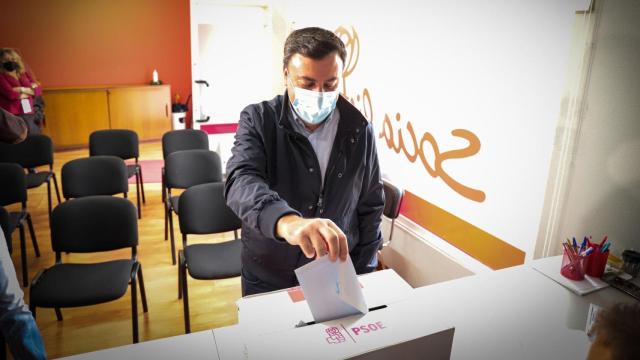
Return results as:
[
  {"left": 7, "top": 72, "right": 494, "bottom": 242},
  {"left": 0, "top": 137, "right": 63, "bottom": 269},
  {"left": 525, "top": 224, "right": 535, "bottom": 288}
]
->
[
  {"left": 2, "top": 61, "right": 18, "bottom": 72},
  {"left": 290, "top": 81, "right": 339, "bottom": 125}
]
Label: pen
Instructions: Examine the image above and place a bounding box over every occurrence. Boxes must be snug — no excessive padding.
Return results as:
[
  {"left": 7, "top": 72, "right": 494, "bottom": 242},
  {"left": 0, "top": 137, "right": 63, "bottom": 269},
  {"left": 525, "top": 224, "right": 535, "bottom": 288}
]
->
[
  {"left": 599, "top": 235, "right": 608, "bottom": 247},
  {"left": 601, "top": 242, "right": 611, "bottom": 253},
  {"left": 580, "top": 238, "right": 587, "bottom": 253},
  {"left": 573, "top": 237, "right": 578, "bottom": 250}
]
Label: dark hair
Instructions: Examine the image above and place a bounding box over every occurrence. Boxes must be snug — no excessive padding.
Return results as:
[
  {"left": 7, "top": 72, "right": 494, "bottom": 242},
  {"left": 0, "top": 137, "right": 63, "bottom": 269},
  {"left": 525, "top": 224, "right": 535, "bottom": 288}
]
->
[
  {"left": 283, "top": 27, "right": 346, "bottom": 69},
  {"left": 592, "top": 303, "right": 640, "bottom": 360}
]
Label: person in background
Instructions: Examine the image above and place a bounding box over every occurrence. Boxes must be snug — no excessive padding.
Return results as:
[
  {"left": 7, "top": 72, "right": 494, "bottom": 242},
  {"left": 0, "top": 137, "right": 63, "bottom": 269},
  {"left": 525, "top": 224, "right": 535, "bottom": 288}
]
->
[
  {"left": 587, "top": 302, "right": 640, "bottom": 360},
  {"left": 0, "top": 48, "right": 43, "bottom": 134},
  {"left": 0, "top": 119, "right": 47, "bottom": 359}
]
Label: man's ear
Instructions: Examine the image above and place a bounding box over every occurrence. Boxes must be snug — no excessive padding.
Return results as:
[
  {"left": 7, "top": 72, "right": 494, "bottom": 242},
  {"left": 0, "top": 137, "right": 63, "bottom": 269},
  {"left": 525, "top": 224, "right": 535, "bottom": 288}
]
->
[{"left": 283, "top": 68, "right": 289, "bottom": 86}]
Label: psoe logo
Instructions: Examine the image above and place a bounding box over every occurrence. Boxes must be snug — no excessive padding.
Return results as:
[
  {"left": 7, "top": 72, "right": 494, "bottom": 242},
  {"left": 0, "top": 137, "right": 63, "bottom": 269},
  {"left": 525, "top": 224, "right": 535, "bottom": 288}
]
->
[{"left": 325, "top": 326, "right": 346, "bottom": 344}]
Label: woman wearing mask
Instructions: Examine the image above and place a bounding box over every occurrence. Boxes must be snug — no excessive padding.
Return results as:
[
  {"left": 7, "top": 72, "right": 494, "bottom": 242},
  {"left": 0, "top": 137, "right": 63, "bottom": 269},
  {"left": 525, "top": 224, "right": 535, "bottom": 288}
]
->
[{"left": 0, "top": 48, "right": 42, "bottom": 134}]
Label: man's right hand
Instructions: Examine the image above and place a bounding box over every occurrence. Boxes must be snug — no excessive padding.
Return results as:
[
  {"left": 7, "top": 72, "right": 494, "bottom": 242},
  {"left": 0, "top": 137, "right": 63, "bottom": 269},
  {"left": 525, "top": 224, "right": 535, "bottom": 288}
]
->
[{"left": 276, "top": 214, "right": 348, "bottom": 262}]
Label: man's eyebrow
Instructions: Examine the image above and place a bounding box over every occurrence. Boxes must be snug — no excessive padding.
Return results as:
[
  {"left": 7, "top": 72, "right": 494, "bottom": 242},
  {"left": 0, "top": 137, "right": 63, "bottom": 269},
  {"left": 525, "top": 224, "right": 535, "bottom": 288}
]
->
[{"left": 298, "top": 76, "right": 317, "bottom": 82}]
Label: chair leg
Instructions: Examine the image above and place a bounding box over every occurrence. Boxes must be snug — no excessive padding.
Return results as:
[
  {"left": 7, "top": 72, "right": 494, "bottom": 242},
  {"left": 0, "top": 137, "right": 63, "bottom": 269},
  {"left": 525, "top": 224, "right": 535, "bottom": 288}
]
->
[
  {"left": 178, "top": 251, "right": 183, "bottom": 299},
  {"left": 181, "top": 254, "right": 191, "bottom": 334},
  {"left": 131, "top": 275, "right": 139, "bottom": 343},
  {"left": 138, "top": 165, "right": 146, "bottom": 204},
  {"left": 234, "top": 229, "right": 239, "bottom": 240},
  {"left": 169, "top": 208, "right": 176, "bottom": 265},
  {"left": 135, "top": 172, "right": 141, "bottom": 219},
  {"left": 138, "top": 266, "right": 148, "bottom": 313},
  {"left": 52, "top": 172, "right": 62, "bottom": 204},
  {"left": 26, "top": 213, "right": 40, "bottom": 257},
  {"left": 161, "top": 169, "right": 165, "bottom": 204},
  {"left": 55, "top": 308, "right": 63, "bottom": 321},
  {"left": 164, "top": 202, "right": 168, "bottom": 241},
  {"left": 19, "top": 224, "right": 28, "bottom": 288},
  {"left": 46, "top": 179, "right": 53, "bottom": 219}
]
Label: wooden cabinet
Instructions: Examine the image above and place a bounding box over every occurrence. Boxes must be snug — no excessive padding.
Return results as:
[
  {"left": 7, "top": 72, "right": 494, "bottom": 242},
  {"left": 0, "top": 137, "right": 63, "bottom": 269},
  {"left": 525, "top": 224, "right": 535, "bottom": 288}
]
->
[{"left": 42, "top": 85, "right": 171, "bottom": 149}]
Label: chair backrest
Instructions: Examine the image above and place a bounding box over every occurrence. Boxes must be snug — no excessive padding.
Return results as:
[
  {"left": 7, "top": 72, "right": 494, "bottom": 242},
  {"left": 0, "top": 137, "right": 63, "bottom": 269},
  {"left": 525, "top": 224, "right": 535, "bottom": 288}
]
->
[
  {"left": 165, "top": 150, "right": 222, "bottom": 190},
  {"left": 89, "top": 129, "right": 139, "bottom": 160},
  {"left": 51, "top": 196, "right": 138, "bottom": 253},
  {"left": 382, "top": 179, "right": 403, "bottom": 220},
  {"left": 0, "top": 134, "right": 54, "bottom": 168},
  {"left": 0, "top": 163, "right": 27, "bottom": 206},
  {"left": 162, "top": 129, "right": 209, "bottom": 159},
  {"left": 61, "top": 156, "right": 128, "bottom": 199},
  {"left": 178, "top": 182, "right": 242, "bottom": 235}
]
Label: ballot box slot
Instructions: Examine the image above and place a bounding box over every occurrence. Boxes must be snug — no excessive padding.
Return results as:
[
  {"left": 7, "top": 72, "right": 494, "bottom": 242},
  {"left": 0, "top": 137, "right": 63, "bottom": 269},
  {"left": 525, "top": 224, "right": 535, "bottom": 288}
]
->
[{"left": 295, "top": 305, "right": 388, "bottom": 328}]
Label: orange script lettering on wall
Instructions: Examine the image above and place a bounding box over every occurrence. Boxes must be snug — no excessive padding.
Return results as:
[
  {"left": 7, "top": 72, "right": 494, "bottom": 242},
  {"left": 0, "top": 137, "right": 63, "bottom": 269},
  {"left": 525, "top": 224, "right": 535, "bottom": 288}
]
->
[{"left": 335, "top": 25, "right": 486, "bottom": 203}]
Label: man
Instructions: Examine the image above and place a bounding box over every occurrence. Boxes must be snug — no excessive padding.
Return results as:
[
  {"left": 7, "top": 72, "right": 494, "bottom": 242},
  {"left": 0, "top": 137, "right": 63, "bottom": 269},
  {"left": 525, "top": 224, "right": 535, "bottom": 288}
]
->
[
  {"left": 0, "top": 110, "right": 47, "bottom": 359},
  {"left": 225, "top": 27, "right": 384, "bottom": 296}
]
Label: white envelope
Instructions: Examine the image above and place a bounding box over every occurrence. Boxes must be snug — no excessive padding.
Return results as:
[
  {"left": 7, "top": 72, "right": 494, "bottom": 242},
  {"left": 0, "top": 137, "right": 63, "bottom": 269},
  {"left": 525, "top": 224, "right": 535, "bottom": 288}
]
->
[{"left": 295, "top": 255, "right": 368, "bottom": 323}]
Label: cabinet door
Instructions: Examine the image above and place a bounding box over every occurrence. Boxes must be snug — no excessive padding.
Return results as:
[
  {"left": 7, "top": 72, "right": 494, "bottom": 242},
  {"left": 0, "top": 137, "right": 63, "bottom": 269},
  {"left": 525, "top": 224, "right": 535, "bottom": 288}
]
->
[
  {"left": 108, "top": 85, "right": 171, "bottom": 141},
  {"left": 42, "top": 89, "right": 110, "bottom": 149}
]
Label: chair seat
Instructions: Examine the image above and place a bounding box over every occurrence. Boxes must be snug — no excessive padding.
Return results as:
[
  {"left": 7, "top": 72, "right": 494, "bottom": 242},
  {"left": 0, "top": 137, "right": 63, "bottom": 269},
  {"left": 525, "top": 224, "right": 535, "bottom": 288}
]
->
[
  {"left": 184, "top": 240, "right": 241, "bottom": 280},
  {"left": 26, "top": 172, "right": 52, "bottom": 189},
  {"left": 126, "top": 164, "right": 139, "bottom": 179},
  {"left": 169, "top": 196, "right": 180, "bottom": 214},
  {"left": 30, "top": 259, "right": 135, "bottom": 308}
]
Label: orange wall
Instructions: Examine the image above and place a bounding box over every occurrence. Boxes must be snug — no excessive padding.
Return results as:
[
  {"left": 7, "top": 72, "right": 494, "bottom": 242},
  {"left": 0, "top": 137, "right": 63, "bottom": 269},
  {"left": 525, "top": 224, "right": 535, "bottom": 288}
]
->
[{"left": 0, "top": 0, "right": 191, "bottom": 104}]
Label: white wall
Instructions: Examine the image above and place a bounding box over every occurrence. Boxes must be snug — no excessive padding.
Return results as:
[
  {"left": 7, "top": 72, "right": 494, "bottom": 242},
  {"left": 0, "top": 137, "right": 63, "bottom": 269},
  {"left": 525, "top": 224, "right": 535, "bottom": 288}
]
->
[{"left": 555, "top": 0, "right": 640, "bottom": 257}]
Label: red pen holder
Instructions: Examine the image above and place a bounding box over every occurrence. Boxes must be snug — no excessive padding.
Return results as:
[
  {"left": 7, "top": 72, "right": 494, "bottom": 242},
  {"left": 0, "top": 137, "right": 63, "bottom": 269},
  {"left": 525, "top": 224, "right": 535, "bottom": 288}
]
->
[
  {"left": 561, "top": 247, "right": 587, "bottom": 281},
  {"left": 585, "top": 245, "right": 609, "bottom": 278}
]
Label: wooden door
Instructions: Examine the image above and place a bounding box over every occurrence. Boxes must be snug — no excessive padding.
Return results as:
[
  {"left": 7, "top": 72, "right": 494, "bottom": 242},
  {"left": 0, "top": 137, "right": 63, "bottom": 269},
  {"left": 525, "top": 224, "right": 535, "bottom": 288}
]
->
[
  {"left": 108, "top": 85, "right": 171, "bottom": 141},
  {"left": 42, "top": 89, "right": 110, "bottom": 149}
]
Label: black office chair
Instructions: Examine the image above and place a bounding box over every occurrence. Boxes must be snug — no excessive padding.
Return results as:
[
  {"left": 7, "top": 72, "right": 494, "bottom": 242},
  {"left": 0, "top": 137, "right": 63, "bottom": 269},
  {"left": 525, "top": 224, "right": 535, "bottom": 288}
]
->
[
  {"left": 89, "top": 129, "right": 145, "bottom": 219},
  {"left": 165, "top": 149, "right": 222, "bottom": 265},
  {"left": 161, "top": 129, "right": 209, "bottom": 204},
  {"left": 29, "top": 196, "right": 148, "bottom": 343},
  {"left": 0, "top": 163, "right": 40, "bottom": 287},
  {"left": 177, "top": 182, "right": 241, "bottom": 333},
  {"left": 377, "top": 179, "right": 404, "bottom": 270},
  {"left": 382, "top": 179, "right": 404, "bottom": 245},
  {"left": 61, "top": 156, "right": 129, "bottom": 200},
  {"left": 0, "top": 134, "right": 62, "bottom": 217}
]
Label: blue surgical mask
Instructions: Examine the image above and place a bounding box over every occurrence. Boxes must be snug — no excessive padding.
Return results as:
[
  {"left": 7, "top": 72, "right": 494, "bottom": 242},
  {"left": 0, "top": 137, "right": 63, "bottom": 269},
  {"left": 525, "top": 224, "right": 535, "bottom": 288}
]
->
[{"left": 290, "top": 83, "right": 339, "bottom": 125}]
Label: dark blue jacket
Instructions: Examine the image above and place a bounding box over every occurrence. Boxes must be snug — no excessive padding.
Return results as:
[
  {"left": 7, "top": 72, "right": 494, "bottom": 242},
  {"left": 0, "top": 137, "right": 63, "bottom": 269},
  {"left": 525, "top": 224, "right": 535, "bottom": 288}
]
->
[{"left": 225, "top": 92, "right": 384, "bottom": 289}]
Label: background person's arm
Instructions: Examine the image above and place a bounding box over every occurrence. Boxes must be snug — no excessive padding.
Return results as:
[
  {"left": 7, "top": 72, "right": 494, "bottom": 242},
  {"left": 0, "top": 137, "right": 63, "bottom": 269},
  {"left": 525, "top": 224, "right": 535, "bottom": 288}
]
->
[{"left": 0, "top": 222, "right": 47, "bottom": 360}]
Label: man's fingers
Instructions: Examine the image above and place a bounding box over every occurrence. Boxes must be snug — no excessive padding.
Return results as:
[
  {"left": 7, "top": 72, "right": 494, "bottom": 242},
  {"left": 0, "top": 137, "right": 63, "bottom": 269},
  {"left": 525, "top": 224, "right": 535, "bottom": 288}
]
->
[
  {"left": 326, "top": 221, "right": 348, "bottom": 261},
  {"left": 318, "top": 225, "right": 339, "bottom": 261},
  {"left": 297, "top": 236, "right": 315, "bottom": 259},
  {"left": 307, "top": 230, "right": 328, "bottom": 258}
]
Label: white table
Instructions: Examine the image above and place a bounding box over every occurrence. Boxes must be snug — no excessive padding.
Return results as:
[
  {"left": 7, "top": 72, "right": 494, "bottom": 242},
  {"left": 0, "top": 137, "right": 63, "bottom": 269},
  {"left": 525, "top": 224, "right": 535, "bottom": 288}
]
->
[{"left": 61, "top": 257, "right": 636, "bottom": 359}]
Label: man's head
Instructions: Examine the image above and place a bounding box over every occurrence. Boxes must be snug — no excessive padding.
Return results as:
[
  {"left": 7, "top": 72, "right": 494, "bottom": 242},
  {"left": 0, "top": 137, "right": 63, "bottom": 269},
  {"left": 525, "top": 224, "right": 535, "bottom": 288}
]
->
[
  {"left": 283, "top": 27, "right": 346, "bottom": 98},
  {"left": 587, "top": 303, "right": 640, "bottom": 360},
  {"left": 282, "top": 27, "right": 346, "bottom": 128}
]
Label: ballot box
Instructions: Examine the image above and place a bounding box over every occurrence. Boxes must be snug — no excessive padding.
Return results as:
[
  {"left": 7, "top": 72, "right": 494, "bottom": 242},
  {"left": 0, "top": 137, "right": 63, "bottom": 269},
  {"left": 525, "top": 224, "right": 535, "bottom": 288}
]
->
[
  {"left": 215, "top": 300, "right": 455, "bottom": 360},
  {"left": 236, "top": 269, "right": 414, "bottom": 335},
  {"left": 213, "top": 269, "right": 454, "bottom": 359}
]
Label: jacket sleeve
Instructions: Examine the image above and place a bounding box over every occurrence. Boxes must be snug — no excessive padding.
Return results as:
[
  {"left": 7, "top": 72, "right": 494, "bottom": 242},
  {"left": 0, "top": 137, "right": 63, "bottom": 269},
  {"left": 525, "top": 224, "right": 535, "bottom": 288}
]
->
[
  {"left": 224, "top": 105, "right": 300, "bottom": 240},
  {"left": 0, "top": 75, "right": 21, "bottom": 101},
  {"left": 24, "top": 72, "right": 42, "bottom": 97},
  {"left": 351, "top": 124, "right": 385, "bottom": 274}
]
